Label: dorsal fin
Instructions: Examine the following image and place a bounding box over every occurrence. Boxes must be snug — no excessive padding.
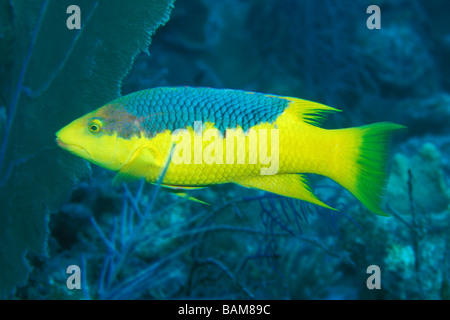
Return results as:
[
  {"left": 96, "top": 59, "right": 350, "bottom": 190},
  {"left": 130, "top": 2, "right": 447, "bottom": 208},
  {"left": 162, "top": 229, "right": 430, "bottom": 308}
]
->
[{"left": 283, "top": 97, "right": 342, "bottom": 127}]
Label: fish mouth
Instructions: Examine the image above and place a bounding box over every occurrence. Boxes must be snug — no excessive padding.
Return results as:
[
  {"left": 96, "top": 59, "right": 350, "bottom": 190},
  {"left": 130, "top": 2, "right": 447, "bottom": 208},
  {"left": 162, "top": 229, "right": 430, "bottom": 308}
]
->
[
  {"left": 55, "top": 137, "right": 67, "bottom": 148},
  {"left": 55, "top": 137, "right": 91, "bottom": 159}
]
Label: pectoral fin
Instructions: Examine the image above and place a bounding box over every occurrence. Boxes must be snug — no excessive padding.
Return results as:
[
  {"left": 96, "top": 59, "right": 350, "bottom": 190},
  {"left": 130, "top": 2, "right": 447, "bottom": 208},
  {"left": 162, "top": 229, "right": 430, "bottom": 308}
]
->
[
  {"left": 112, "top": 171, "right": 141, "bottom": 186},
  {"left": 234, "top": 174, "right": 336, "bottom": 211},
  {"left": 112, "top": 145, "right": 162, "bottom": 186}
]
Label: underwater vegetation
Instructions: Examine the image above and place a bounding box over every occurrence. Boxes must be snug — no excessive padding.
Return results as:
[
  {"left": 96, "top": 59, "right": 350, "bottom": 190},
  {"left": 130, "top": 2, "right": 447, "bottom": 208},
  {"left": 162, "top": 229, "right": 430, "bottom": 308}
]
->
[
  {"left": 1, "top": 0, "right": 450, "bottom": 300},
  {"left": 0, "top": 0, "right": 174, "bottom": 296}
]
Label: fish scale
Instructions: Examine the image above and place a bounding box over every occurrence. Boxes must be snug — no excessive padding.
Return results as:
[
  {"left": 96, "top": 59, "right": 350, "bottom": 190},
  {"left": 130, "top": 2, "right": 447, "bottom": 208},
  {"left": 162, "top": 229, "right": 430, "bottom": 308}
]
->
[{"left": 114, "top": 87, "right": 289, "bottom": 136}]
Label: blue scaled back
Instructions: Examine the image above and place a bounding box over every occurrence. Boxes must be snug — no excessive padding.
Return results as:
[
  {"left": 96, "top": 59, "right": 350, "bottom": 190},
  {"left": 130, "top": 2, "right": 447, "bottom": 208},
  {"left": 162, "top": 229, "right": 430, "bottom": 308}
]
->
[{"left": 114, "top": 87, "right": 290, "bottom": 136}]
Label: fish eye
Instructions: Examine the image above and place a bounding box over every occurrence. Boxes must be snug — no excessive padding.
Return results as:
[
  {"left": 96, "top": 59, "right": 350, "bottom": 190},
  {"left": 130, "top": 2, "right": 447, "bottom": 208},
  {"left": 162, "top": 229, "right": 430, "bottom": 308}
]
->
[{"left": 88, "top": 119, "right": 103, "bottom": 135}]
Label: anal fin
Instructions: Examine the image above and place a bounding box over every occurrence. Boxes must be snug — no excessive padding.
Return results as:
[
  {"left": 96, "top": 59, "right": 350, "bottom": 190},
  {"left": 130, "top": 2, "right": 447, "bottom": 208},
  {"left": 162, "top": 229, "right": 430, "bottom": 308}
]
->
[{"left": 234, "top": 174, "right": 336, "bottom": 211}]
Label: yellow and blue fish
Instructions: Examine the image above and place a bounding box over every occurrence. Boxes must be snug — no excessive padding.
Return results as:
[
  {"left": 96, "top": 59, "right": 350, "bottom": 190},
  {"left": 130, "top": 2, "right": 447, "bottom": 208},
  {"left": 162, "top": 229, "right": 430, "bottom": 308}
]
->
[{"left": 56, "top": 87, "right": 404, "bottom": 216}]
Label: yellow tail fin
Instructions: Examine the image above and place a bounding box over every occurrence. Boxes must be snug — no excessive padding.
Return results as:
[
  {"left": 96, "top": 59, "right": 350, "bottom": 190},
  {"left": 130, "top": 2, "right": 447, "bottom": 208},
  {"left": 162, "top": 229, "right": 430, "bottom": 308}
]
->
[{"left": 331, "top": 122, "right": 406, "bottom": 216}]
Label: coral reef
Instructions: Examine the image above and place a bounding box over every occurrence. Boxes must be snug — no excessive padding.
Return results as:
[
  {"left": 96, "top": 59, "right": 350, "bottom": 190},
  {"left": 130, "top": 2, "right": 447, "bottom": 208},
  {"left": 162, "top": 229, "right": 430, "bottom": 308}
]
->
[
  {"left": 4, "top": 0, "right": 450, "bottom": 300},
  {"left": 340, "top": 142, "right": 450, "bottom": 299}
]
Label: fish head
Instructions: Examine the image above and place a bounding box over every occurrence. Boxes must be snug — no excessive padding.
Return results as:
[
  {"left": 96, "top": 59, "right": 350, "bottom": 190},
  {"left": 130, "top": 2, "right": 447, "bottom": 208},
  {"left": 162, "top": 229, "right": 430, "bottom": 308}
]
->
[{"left": 55, "top": 104, "right": 146, "bottom": 172}]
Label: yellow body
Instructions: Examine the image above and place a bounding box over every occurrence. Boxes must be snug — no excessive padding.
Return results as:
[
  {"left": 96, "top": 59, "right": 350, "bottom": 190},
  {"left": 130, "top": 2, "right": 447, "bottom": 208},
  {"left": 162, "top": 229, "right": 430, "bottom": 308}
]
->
[
  {"left": 56, "top": 94, "right": 404, "bottom": 215},
  {"left": 136, "top": 106, "right": 354, "bottom": 186}
]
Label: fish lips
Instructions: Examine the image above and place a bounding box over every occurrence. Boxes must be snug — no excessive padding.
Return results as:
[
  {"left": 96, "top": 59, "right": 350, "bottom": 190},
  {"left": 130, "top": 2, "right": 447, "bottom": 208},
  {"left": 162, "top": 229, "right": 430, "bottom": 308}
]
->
[{"left": 55, "top": 136, "right": 91, "bottom": 160}]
